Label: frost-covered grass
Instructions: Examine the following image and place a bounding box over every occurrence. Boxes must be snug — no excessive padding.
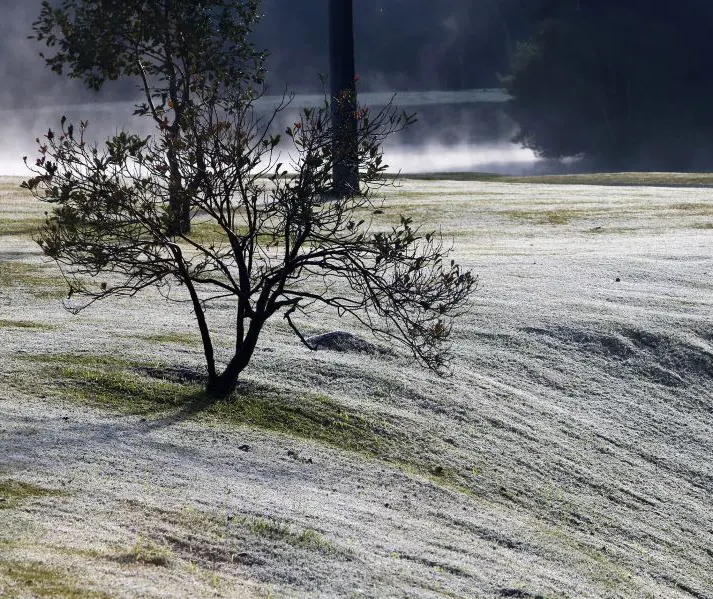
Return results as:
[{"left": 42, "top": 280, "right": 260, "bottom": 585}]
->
[
  {"left": 1, "top": 176, "right": 712, "bottom": 598},
  {"left": 405, "top": 170, "right": 713, "bottom": 187}
]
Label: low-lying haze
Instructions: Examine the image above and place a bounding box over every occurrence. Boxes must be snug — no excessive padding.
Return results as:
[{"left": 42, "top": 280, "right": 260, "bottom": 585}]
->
[{"left": 0, "top": 0, "right": 539, "bottom": 178}]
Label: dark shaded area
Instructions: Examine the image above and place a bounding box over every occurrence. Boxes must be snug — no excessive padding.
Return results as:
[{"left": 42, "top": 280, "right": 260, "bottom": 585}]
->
[
  {"left": 0, "top": 0, "right": 530, "bottom": 104},
  {"left": 256, "top": 0, "right": 533, "bottom": 93},
  {"left": 329, "top": 0, "right": 359, "bottom": 196},
  {"left": 498, "top": 590, "right": 548, "bottom": 599},
  {"left": 506, "top": 0, "right": 713, "bottom": 171}
]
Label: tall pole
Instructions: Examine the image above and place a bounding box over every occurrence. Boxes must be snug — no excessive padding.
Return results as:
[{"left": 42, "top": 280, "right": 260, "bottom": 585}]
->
[{"left": 329, "top": 0, "right": 359, "bottom": 196}]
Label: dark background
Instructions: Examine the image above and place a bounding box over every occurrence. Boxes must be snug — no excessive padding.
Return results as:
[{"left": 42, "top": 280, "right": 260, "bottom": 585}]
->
[
  {"left": 2, "top": 1, "right": 712, "bottom": 172},
  {"left": 0, "top": 0, "right": 523, "bottom": 107}
]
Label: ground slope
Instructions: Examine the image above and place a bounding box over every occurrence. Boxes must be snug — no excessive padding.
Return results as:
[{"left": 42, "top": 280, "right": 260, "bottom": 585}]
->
[{"left": 0, "top": 176, "right": 711, "bottom": 598}]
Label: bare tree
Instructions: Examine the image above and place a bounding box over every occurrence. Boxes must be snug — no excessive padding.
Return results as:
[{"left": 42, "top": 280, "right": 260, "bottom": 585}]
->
[{"left": 23, "top": 65, "right": 474, "bottom": 401}]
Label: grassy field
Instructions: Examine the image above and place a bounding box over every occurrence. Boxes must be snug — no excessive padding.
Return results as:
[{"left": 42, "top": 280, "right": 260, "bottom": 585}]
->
[
  {"left": 0, "top": 174, "right": 712, "bottom": 598},
  {"left": 401, "top": 171, "right": 713, "bottom": 187}
]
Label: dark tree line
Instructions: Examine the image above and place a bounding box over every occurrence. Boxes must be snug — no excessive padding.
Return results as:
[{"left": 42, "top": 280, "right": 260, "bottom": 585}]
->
[
  {"left": 505, "top": 0, "right": 713, "bottom": 170},
  {"left": 14, "top": 0, "right": 711, "bottom": 172},
  {"left": 256, "top": 0, "right": 713, "bottom": 171},
  {"left": 255, "top": 0, "right": 530, "bottom": 92}
]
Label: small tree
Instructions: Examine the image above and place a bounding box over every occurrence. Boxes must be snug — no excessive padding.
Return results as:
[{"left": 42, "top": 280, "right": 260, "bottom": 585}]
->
[
  {"left": 32, "top": 0, "right": 265, "bottom": 234},
  {"left": 24, "top": 8, "right": 475, "bottom": 400}
]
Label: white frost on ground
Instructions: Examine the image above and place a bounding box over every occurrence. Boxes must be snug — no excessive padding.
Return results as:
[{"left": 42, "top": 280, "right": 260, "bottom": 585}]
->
[{"left": 0, "top": 177, "right": 712, "bottom": 598}]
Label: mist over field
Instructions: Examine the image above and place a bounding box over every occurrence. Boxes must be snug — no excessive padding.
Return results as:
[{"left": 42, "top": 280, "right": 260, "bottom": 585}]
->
[
  {"left": 0, "top": 0, "right": 541, "bottom": 177},
  {"left": 0, "top": 97, "right": 537, "bottom": 177}
]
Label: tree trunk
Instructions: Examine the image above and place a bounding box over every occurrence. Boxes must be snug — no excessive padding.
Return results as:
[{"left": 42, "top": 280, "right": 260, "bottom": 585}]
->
[
  {"left": 329, "top": 0, "right": 359, "bottom": 197},
  {"left": 166, "top": 129, "right": 191, "bottom": 235},
  {"left": 205, "top": 320, "right": 262, "bottom": 399}
]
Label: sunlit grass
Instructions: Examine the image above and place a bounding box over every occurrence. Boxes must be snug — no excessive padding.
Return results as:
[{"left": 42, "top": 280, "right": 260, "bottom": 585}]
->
[
  {"left": 0, "top": 217, "right": 43, "bottom": 237},
  {"left": 0, "top": 479, "right": 62, "bottom": 510},
  {"left": 0, "top": 562, "right": 111, "bottom": 599},
  {"left": 0, "top": 319, "right": 56, "bottom": 330},
  {"left": 132, "top": 332, "right": 200, "bottom": 345},
  {"left": 405, "top": 171, "right": 713, "bottom": 187},
  {"left": 501, "top": 209, "right": 585, "bottom": 225},
  {"left": 0, "top": 260, "right": 67, "bottom": 299}
]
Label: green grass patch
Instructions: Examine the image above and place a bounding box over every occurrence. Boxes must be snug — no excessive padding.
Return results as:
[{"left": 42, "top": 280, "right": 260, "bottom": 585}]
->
[
  {"left": 210, "top": 384, "right": 393, "bottom": 456},
  {"left": 0, "top": 540, "right": 105, "bottom": 561},
  {"left": 133, "top": 332, "right": 200, "bottom": 345},
  {"left": 671, "top": 202, "right": 710, "bottom": 211},
  {"left": 16, "top": 353, "right": 196, "bottom": 416},
  {"left": 669, "top": 202, "right": 713, "bottom": 215},
  {"left": 19, "top": 353, "right": 471, "bottom": 496},
  {"left": 168, "top": 506, "right": 348, "bottom": 558},
  {"left": 52, "top": 365, "right": 193, "bottom": 415},
  {"left": 184, "top": 220, "right": 274, "bottom": 248},
  {"left": 23, "top": 352, "right": 395, "bottom": 456},
  {"left": 0, "top": 319, "right": 55, "bottom": 330},
  {"left": 115, "top": 536, "right": 173, "bottom": 567},
  {"left": 184, "top": 220, "right": 230, "bottom": 247},
  {"left": 400, "top": 172, "right": 506, "bottom": 182},
  {"left": 0, "top": 479, "right": 62, "bottom": 510},
  {"left": 0, "top": 217, "right": 44, "bottom": 237},
  {"left": 242, "top": 516, "right": 344, "bottom": 555},
  {"left": 502, "top": 209, "right": 582, "bottom": 225},
  {"left": 0, "top": 562, "right": 111, "bottom": 599},
  {"left": 0, "top": 260, "right": 67, "bottom": 299},
  {"left": 404, "top": 171, "right": 713, "bottom": 187},
  {"left": 20, "top": 353, "right": 392, "bottom": 454}
]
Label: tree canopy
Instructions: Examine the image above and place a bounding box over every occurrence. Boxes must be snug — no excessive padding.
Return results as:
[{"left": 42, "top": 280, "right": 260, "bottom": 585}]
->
[{"left": 33, "top": 0, "right": 266, "bottom": 233}]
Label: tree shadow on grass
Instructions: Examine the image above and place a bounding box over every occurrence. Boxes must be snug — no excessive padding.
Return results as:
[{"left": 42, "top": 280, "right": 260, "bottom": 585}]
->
[
  {"left": 135, "top": 365, "right": 397, "bottom": 458},
  {"left": 135, "top": 365, "right": 281, "bottom": 432}
]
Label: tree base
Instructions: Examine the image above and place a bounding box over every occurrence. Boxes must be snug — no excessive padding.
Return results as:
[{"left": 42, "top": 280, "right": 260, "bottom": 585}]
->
[{"left": 205, "top": 374, "right": 239, "bottom": 400}]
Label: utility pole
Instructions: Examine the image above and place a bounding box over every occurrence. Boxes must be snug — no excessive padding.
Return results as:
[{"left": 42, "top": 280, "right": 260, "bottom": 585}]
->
[{"left": 329, "top": 0, "right": 359, "bottom": 196}]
